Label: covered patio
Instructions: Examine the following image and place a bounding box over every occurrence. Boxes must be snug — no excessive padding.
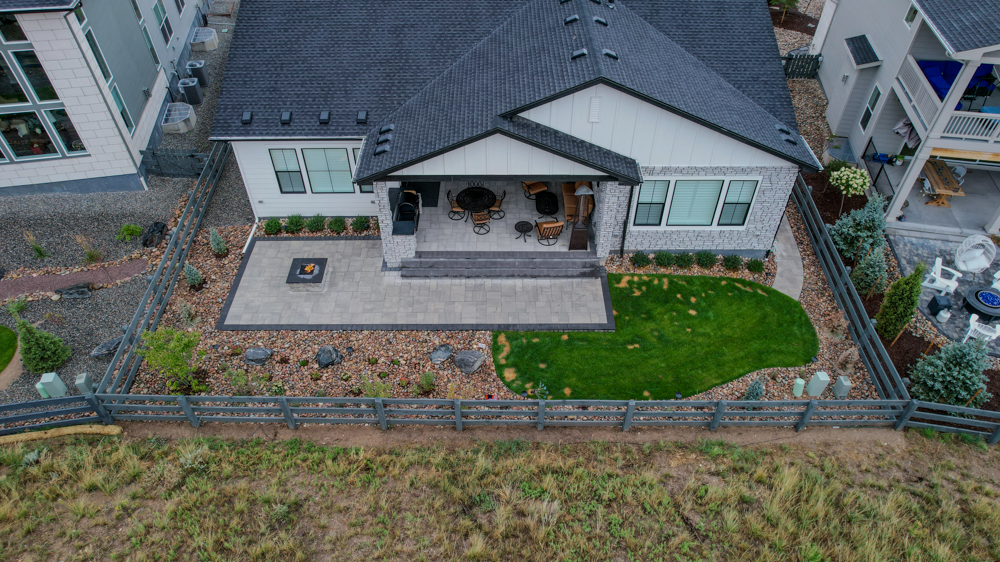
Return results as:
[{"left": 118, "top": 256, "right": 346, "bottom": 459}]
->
[{"left": 891, "top": 163, "right": 1000, "bottom": 238}]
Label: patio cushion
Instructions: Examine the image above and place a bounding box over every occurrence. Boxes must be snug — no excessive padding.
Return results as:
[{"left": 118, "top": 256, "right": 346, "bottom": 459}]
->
[
  {"left": 958, "top": 248, "right": 990, "bottom": 272},
  {"left": 523, "top": 181, "right": 547, "bottom": 194}
]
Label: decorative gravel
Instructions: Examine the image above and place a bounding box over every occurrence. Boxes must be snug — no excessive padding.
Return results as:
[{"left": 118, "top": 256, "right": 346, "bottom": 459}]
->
[
  {"left": 774, "top": 27, "right": 813, "bottom": 56},
  {"left": 796, "top": 0, "right": 825, "bottom": 19},
  {"left": 198, "top": 157, "right": 255, "bottom": 229},
  {"left": 605, "top": 254, "right": 777, "bottom": 286},
  {"left": 788, "top": 79, "right": 832, "bottom": 158}
]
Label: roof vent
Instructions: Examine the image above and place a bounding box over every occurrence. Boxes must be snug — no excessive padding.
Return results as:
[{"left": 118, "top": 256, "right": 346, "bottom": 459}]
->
[
  {"left": 280, "top": 111, "right": 292, "bottom": 125},
  {"left": 318, "top": 111, "right": 330, "bottom": 124},
  {"left": 571, "top": 48, "right": 588, "bottom": 59},
  {"left": 379, "top": 124, "right": 395, "bottom": 134},
  {"left": 374, "top": 145, "right": 390, "bottom": 155},
  {"left": 602, "top": 49, "right": 618, "bottom": 60},
  {"left": 376, "top": 133, "right": 392, "bottom": 144},
  {"left": 564, "top": 14, "right": 579, "bottom": 24},
  {"left": 589, "top": 97, "right": 601, "bottom": 123},
  {"left": 240, "top": 111, "right": 252, "bottom": 125},
  {"left": 781, "top": 134, "right": 799, "bottom": 145},
  {"left": 590, "top": 0, "right": 600, "bottom": 4},
  {"left": 560, "top": 0, "right": 572, "bottom": 3},
  {"left": 593, "top": 16, "right": 608, "bottom": 26},
  {"left": 774, "top": 123, "right": 792, "bottom": 135},
  {"left": 356, "top": 110, "right": 368, "bottom": 124}
]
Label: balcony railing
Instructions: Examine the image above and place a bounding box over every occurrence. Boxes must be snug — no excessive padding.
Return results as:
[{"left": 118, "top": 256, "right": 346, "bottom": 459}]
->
[
  {"left": 942, "top": 111, "right": 1000, "bottom": 143},
  {"left": 896, "top": 55, "right": 942, "bottom": 132}
]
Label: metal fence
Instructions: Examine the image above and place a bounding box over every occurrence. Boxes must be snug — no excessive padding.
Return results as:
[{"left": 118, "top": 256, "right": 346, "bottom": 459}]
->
[
  {"left": 782, "top": 54, "right": 821, "bottom": 79},
  {"left": 859, "top": 138, "right": 899, "bottom": 199},
  {"left": 140, "top": 149, "right": 211, "bottom": 177}
]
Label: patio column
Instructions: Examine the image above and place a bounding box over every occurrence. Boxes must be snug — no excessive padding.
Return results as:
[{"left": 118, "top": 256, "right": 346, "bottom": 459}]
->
[
  {"left": 885, "top": 149, "right": 928, "bottom": 222},
  {"left": 592, "top": 181, "right": 631, "bottom": 262},
  {"left": 375, "top": 181, "right": 416, "bottom": 267}
]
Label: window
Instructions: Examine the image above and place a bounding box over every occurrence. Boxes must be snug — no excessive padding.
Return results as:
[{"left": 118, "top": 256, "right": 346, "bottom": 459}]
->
[
  {"left": 44, "top": 109, "right": 85, "bottom": 153},
  {"left": 0, "top": 56, "right": 28, "bottom": 104},
  {"left": 174, "top": 0, "right": 186, "bottom": 13},
  {"left": 0, "top": 111, "right": 58, "bottom": 158},
  {"left": 0, "top": 15, "right": 26, "bottom": 42},
  {"left": 270, "top": 149, "right": 305, "bottom": 193},
  {"left": 73, "top": 4, "right": 87, "bottom": 26},
  {"left": 153, "top": 0, "right": 173, "bottom": 42},
  {"left": 302, "top": 148, "right": 353, "bottom": 193},
  {"left": 12, "top": 51, "right": 57, "bottom": 101},
  {"left": 904, "top": 4, "right": 918, "bottom": 27},
  {"left": 110, "top": 85, "right": 134, "bottom": 134},
  {"left": 633, "top": 181, "right": 669, "bottom": 226},
  {"left": 141, "top": 27, "right": 160, "bottom": 66},
  {"left": 83, "top": 30, "right": 111, "bottom": 83},
  {"left": 129, "top": 0, "right": 143, "bottom": 21},
  {"left": 860, "top": 85, "right": 880, "bottom": 130},
  {"left": 717, "top": 180, "right": 758, "bottom": 226},
  {"left": 666, "top": 180, "right": 724, "bottom": 226}
]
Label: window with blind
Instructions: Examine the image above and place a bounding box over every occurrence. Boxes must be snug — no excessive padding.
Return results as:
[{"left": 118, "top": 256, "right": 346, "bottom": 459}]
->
[
  {"left": 302, "top": 148, "right": 353, "bottom": 193},
  {"left": 717, "top": 180, "right": 758, "bottom": 226},
  {"left": 270, "top": 149, "right": 305, "bottom": 193},
  {"left": 633, "top": 181, "right": 669, "bottom": 226},
  {"left": 666, "top": 180, "right": 724, "bottom": 226}
]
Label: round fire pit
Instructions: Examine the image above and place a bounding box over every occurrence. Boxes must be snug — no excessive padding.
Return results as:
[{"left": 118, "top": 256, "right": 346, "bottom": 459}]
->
[{"left": 963, "top": 285, "right": 1000, "bottom": 323}]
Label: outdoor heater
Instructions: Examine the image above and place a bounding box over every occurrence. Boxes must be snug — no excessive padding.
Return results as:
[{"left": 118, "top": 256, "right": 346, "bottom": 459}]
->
[{"left": 570, "top": 184, "right": 594, "bottom": 251}]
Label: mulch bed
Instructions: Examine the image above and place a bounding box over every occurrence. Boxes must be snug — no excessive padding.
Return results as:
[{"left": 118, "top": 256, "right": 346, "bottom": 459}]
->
[
  {"left": 803, "top": 173, "right": 868, "bottom": 225},
  {"left": 770, "top": 8, "right": 818, "bottom": 35}
]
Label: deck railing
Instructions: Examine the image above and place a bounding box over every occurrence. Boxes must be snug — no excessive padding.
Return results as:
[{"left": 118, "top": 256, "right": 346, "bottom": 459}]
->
[
  {"left": 897, "top": 55, "right": 941, "bottom": 132},
  {"left": 942, "top": 111, "right": 1000, "bottom": 143}
]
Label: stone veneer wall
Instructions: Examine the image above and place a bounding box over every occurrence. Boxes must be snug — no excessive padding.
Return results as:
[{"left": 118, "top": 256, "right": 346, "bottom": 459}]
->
[
  {"left": 593, "top": 181, "right": 631, "bottom": 260},
  {"left": 375, "top": 181, "right": 415, "bottom": 267}
]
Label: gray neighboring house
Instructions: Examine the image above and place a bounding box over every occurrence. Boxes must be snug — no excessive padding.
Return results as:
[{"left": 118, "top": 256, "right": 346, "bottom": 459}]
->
[
  {"left": 0, "top": 0, "right": 206, "bottom": 194},
  {"left": 212, "top": 0, "right": 820, "bottom": 270},
  {"left": 813, "top": 0, "right": 1000, "bottom": 241}
]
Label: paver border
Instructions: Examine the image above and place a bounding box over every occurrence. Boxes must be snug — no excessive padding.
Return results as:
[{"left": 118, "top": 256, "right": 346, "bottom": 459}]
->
[{"left": 216, "top": 237, "right": 617, "bottom": 332}]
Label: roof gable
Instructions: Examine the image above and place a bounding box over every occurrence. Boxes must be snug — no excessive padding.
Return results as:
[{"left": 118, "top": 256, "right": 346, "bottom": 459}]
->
[{"left": 914, "top": 0, "right": 1000, "bottom": 54}]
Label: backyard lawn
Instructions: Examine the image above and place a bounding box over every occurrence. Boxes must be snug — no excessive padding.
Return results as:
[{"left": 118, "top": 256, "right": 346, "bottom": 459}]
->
[
  {"left": 494, "top": 274, "right": 818, "bottom": 400},
  {"left": 0, "top": 326, "right": 15, "bottom": 373}
]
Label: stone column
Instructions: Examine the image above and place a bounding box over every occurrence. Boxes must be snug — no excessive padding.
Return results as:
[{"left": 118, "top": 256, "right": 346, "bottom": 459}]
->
[
  {"left": 375, "top": 181, "right": 415, "bottom": 268},
  {"left": 593, "top": 181, "right": 632, "bottom": 262}
]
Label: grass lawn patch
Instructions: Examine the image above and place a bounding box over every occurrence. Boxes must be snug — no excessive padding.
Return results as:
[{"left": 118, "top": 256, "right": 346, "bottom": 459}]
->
[
  {"left": 494, "top": 274, "right": 818, "bottom": 400},
  {"left": 0, "top": 326, "right": 15, "bottom": 373}
]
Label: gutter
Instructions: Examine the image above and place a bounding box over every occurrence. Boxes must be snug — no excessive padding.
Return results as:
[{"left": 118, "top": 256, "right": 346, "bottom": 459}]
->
[{"left": 1, "top": 1, "right": 79, "bottom": 15}]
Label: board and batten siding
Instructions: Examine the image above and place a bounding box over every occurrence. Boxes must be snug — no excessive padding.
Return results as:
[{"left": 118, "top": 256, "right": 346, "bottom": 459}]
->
[
  {"left": 387, "top": 133, "right": 605, "bottom": 177},
  {"left": 517, "top": 84, "right": 794, "bottom": 168},
  {"left": 231, "top": 140, "right": 376, "bottom": 219}
]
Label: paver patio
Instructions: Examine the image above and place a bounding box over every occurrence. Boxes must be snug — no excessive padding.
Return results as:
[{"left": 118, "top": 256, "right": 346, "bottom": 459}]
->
[{"left": 218, "top": 239, "right": 613, "bottom": 330}]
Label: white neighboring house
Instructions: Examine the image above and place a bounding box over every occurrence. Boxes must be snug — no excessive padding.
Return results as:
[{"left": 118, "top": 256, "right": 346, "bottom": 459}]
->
[{"left": 813, "top": 0, "right": 1000, "bottom": 241}]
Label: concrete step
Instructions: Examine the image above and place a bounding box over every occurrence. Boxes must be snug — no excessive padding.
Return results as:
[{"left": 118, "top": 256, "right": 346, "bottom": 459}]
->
[
  {"left": 401, "top": 267, "right": 601, "bottom": 279},
  {"left": 886, "top": 222, "right": 977, "bottom": 243},
  {"left": 401, "top": 257, "right": 599, "bottom": 270}
]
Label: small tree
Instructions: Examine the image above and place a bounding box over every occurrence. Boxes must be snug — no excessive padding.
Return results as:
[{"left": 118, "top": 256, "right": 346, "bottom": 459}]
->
[
  {"left": 209, "top": 228, "right": 228, "bottom": 257},
  {"left": 910, "top": 341, "right": 991, "bottom": 408},
  {"left": 769, "top": 0, "right": 798, "bottom": 23},
  {"left": 875, "top": 262, "right": 926, "bottom": 339},
  {"left": 850, "top": 247, "right": 887, "bottom": 296},
  {"left": 15, "top": 319, "right": 71, "bottom": 374},
  {"left": 137, "top": 328, "right": 205, "bottom": 394},
  {"left": 830, "top": 194, "right": 886, "bottom": 261},
  {"left": 743, "top": 378, "right": 765, "bottom": 401},
  {"left": 183, "top": 263, "right": 204, "bottom": 288},
  {"left": 829, "top": 166, "right": 870, "bottom": 217}
]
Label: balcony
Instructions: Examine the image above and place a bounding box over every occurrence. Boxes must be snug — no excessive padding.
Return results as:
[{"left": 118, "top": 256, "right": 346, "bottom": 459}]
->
[
  {"left": 896, "top": 55, "right": 942, "bottom": 132},
  {"left": 896, "top": 56, "right": 1000, "bottom": 143},
  {"left": 942, "top": 111, "right": 1000, "bottom": 144}
]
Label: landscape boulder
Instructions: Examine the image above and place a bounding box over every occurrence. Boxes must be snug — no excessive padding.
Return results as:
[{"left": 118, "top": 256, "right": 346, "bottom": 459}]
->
[
  {"left": 244, "top": 347, "right": 273, "bottom": 366},
  {"left": 143, "top": 222, "right": 168, "bottom": 248},
  {"left": 453, "top": 350, "right": 484, "bottom": 374},
  {"left": 55, "top": 283, "right": 91, "bottom": 299},
  {"left": 315, "top": 345, "right": 343, "bottom": 368},
  {"left": 430, "top": 344, "right": 454, "bottom": 365},
  {"left": 90, "top": 336, "right": 124, "bottom": 358}
]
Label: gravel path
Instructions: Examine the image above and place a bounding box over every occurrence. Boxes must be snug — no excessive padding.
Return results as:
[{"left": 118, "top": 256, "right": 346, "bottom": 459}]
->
[
  {"left": 0, "top": 259, "right": 147, "bottom": 301},
  {"left": 199, "top": 157, "right": 255, "bottom": 228},
  {"left": 788, "top": 79, "right": 831, "bottom": 158},
  {"left": 0, "top": 276, "right": 149, "bottom": 404}
]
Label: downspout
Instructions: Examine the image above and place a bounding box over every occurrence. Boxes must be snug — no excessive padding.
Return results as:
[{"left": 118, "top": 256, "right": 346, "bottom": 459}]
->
[
  {"left": 62, "top": 12, "right": 141, "bottom": 172},
  {"left": 619, "top": 185, "right": 634, "bottom": 257}
]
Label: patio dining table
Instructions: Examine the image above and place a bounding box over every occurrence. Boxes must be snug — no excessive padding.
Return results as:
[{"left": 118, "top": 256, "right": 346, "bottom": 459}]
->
[
  {"left": 923, "top": 160, "right": 964, "bottom": 207},
  {"left": 456, "top": 186, "right": 496, "bottom": 213}
]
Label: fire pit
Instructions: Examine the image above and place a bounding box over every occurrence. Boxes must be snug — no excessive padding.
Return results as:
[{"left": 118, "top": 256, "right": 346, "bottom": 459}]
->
[
  {"left": 963, "top": 285, "right": 1000, "bottom": 323},
  {"left": 286, "top": 258, "right": 327, "bottom": 285}
]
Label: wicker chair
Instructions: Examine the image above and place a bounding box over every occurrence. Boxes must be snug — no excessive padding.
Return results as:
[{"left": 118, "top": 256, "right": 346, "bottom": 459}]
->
[
  {"left": 471, "top": 211, "right": 491, "bottom": 235},
  {"left": 955, "top": 234, "right": 996, "bottom": 281},
  {"left": 489, "top": 190, "right": 506, "bottom": 220},
  {"left": 522, "top": 181, "right": 548, "bottom": 199},
  {"left": 535, "top": 220, "right": 564, "bottom": 246},
  {"left": 446, "top": 190, "right": 465, "bottom": 221}
]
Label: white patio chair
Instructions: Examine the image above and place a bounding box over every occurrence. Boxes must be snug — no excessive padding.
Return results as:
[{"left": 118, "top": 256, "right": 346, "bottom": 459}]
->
[
  {"left": 922, "top": 257, "right": 962, "bottom": 295},
  {"left": 955, "top": 235, "right": 996, "bottom": 281},
  {"left": 991, "top": 269, "right": 1000, "bottom": 291},
  {"left": 963, "top": 314, "right": 1000, "bottom": 343},
  {"left": 951, "top": 165, "right": 968, "bottom": 180}
]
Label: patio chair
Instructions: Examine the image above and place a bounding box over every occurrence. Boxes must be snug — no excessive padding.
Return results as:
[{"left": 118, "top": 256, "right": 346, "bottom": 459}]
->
[
  {"left": 471, "top": 211, "right": 491, "bottom": 235},
  {"left": 955, "top": 235, "right": 996, "bottom": 281},
  {"left": 922, "top": 257, "right": 962, "bottom": 295},
  {"left": 447, "top": 190, "right": 465, "bottom": 221},
  {"left": 963, "top": 314, "right": 1000, "bottom": 343},
  {"left": 522, "top": 181, "right": 548, "bottom": 199},
  {"left": 489, "top": 190, "right": 506, "bottom": 220},
  {"left": 917, "top": 178, "right": 936, "bottom": 203},
  {"left": 535, "top": 220, "right": 564, "bottom": 246},
  {"left": 951, "top": 165, "right": 968, "bottom": 179},
  {"left": 991, "top": 269, "right": 1000, "bottom": 291}
]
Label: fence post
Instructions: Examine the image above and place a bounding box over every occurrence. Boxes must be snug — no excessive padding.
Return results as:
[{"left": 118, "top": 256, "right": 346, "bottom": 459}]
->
[
  {"left": 989, "top": 424, "right": 1000, "bottom": 447},
  {"left": 622, "top": 399, "right": 636, "bottom": 432},
  {"left": 710, "top": 400, "right": 727, "bottom": 432},
  {"left": 536, "top": 400, "right": 545, "bottom": 431},
  {"left": 894, "top": 400, "right": 918, "bottom": 431},
  {"left": 176, "top": 395, "right": 201, "bottom": 428},
  {"left": 375, "top": 398, "right": 388, "bottom": 431},
  {"left": 84, "top": 394, "right": 113, "bottom": 425},
  {"left": 278, "top": 397, "right": 297, "bottom": 430},
  {"left": 796, "top": 400, "right": 818, "bottom": 432},
  {"left": 454, "top": 399, "right": 463, "bottom": 432}
]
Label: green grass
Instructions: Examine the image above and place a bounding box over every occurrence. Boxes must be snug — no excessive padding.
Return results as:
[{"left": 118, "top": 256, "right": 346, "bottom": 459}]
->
[
  {"left": 0, "top": 326, "right": 15, "bottom": 373},
  {"left": 494, "top": 274, "right": 818, "bottom": 400}
]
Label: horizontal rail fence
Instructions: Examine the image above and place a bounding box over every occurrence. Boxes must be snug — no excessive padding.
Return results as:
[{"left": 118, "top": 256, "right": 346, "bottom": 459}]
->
[
  {"left": 792, "top": 175, "right": 908, "bottom": 401},
  {"left": 0, "top": 395, "right": 108, "bottom": 437}
]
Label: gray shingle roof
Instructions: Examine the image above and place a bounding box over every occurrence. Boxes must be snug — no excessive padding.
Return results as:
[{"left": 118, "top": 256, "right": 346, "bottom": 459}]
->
[
  {"left": 0, "top": 0, "right": 76, "bottom": 12},
  {"left": 845, "top": 35, "right": 880, "bottom": 66},
  {"left": 914, "top": 0, "right": 1000, "bottom": 53}
]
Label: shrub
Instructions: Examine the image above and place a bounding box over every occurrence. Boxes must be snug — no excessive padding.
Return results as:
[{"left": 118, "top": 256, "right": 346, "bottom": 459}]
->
[
  {"left": 6, "top": 296, "right": 28, "bottom": 317},
  {"left": 630, "top": 252, "right": 651, "bottom": 268},
  {"left": 742, "top": 378, "right": 765, "bottom": 401},
  {"left": 284, "top": 214, "right": 305, "bottom": 233},
  {"left": 850, "top": 247, "right": 887, "bottom": 295},
  {"left": 116, "top": 224, "right": 144, "bottom": 242},
  {"left": 263, "top": 218, "right": 282, "bottom": 235},
  {"left": 830, "top": 194, "right": 886, "bottom": 261},
  {"left": 209, "top": 228, "right": 228, "bottom": 256},
  {"left": 653, "top": 252, "right": 674, "bottom": 267},
  {"left": 309, "top": 372, "right": 322, "bottom": 381},
  {"left": 305, "top": 214, "right": 326, "bottom": 232},
  {"left": 351, "top": 216, "right": 370, "bottom": 232},
  {"left": 829, "top": 166, "right": 870, "bottom": 199},
  {"left": 183, "top": 264, "right": 204, "bottom": 288},
  {"left": 136, "top": 328, "right": 205, "bottom": 394},
  {"left": 23, "top": 231, "right": 48, "bottom": 259},
  {"left": 329, "top": 216, "right": 346, "bottom": 233},
  {"left": 224, "top": 367, "right": 252, "bottom": 395},
  {"left": 746, "top": 258, "right": 765, "bottom": 273},
  {"left": 416, "top": 371, "right": 436, "bottom": 394},
  {"left": 875, "top": 262, "right": 926, "bottom": 339},
  {"left": 15, "top": 319, "right": 71, "bottom": 374},
  {"left": 74, "top": 235, "right": 102, "bottom": 264},
  {"left": 824, "top": 159, "right": 850, "bottom": 177},
  {"left": 361, "top": 377, "right": 391, "bottom": 398},
  {"left": 674, "top": 252, "right": 694, "bottom": 269},
  {"left": 298, "top": 360, "right": 308, "bottom": 367},
  {"left": 722, "top": 254, "right": 743, "bottom": 271},
  {"left": 695, "top": 251, "right": 717, "bottom": 268},
  {"left": 910, "top": 341, "right": 992, "bottom": 408}
]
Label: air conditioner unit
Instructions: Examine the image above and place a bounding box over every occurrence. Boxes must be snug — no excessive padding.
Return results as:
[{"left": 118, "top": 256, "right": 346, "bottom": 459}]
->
[
  {"left": 161, "top": 103, "right": 196, "bottom": 134},
  {"left": 190, "top": 27, "right": 219, "bottom": 52}
]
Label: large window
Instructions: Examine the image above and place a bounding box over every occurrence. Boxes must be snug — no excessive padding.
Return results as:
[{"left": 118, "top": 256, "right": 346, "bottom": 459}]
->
[
  {"left": 153, "top": 0, "right": 173, "bottom": 43},
  {"left": 129, "top": 0, "right": 143, "bottom": 21},
  {"left": 904, "top": 4, "right": 918, "bottom": 27},
  {"left": 83, "top": 30, "right": 111, "bottom": 83},
  {"left": 0, "top": 15, "right": 26, "bottom": 42},
  {"left": 666, "top": 180, "right": 724, "bottom": 226},
  {"left": 860, "top": 85, "right": 880, "bottom": 130},
  {"left": 110, "top": 85, "right": 134, "bottom": 134},
  {"left": 302, "top": 148, "right": 353, "bottom": 193},
  {"left": 0, "top": 56, "right": 28, "bottom": 104},
  {"left": 12, "top": 51, "right": 57, "bottom": 101},
  {"left": 141, "top": 27, "right": 160, "bottom": 67},
  {"left": 0, "top": 111, "right": 58, "bottom": 158},
  {"left": 633, "top": 181, "right": 669, "bottom": 226},
  {"left": 270, "top": 149, "right": 305, "bottom": 193},
  {"left": 44, "top": 109, "right": 86, "bottom": 153},
  {"left": 717, "top": 180, "right": 758, "bottom": 226}
]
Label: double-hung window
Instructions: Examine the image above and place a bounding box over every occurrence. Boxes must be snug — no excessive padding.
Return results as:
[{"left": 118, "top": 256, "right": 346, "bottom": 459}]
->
[
  {"left": 270, "top": 149, "right": 306, "bottom": 193},
  {"left": 860, "top": 86, "right": 880, "bottom": 130},
  {"left": 153, "top": 0, "right": 173, "bottom": 43},
  {"left": 904, "top": 4, "right": 918, "bottom": 27},
  {"left": 633, "top": 181, "right": 669, "bottom": 226},
  {"left": 174, "top": 0, "right": 186, "bottom": 13},
  {"left": 717, "top": 180, "right": 758, "bottom": 226},
  {"left": 302, "top": 148, "right": 353, "bottom": 193},
  {"left": 633, "top": 178, "right": 760, "bottom": 228},
  {"left": 666, "top": 180, "right": 724, "bottom": 226},
  {"left": 83, "top": 30, "right": 111, "bottom": 83},
  {"left": 110, "top": 85, "right": 134, "bottom": 133}
]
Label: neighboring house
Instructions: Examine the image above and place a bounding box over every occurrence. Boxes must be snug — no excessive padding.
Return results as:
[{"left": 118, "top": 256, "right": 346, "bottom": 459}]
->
[
  {"left": 211, "top": 0, "right": 820, "bottom": 271},
  {"left": 0, "top": 0, "right": 206, "bottom": 194},
  {"left": 813, "top": 0, "right": 1000, "bottom": 241}
]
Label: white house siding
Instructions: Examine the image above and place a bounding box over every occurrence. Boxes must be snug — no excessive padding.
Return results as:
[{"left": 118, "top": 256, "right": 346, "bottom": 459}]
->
[
  {"left": 231, "top": 139, "right": 375, "bottom": 219},
  {"left": 1, "top": 12, "right": 139, "bottom": 189},
  {"left": 517, "top": 84, "right": 792, "bottom": 168},
  {"left": 128, "top": 70, "right": 168, "bottom": 162},
  {"left": 869, "top": 89, "right": 908, "bottom": 155},
  {"left": 387, "top": 133, "right": 605, "bottom": 177}
]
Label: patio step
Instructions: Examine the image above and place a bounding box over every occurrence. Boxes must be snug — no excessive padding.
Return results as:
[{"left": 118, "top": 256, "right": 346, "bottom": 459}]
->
[{"left": 400, "top": 252, "right": 601, "bottom": 278}]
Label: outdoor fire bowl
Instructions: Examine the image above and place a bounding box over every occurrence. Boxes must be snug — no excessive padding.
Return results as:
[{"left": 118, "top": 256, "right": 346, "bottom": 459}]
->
[{"left": 286, "top": 258, "right": 328, "bottom": 284}]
